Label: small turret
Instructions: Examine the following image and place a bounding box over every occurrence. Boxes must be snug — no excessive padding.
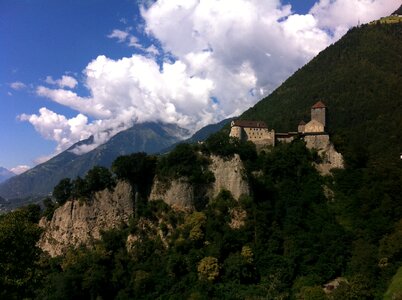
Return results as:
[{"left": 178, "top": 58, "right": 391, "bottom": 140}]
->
[
  {"left": 311, "top": 101, "right": 326, "bottom": 129},
  {"left": 229, "top": 121, "right": 243, "bottom": 140},
  {"left": 298, "top": 120, "right": 306, "bottom": 133}
]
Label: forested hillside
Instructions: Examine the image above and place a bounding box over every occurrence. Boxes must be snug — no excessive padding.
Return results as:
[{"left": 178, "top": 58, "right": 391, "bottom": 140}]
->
[{"left": 241, "top": 22, "right": 402, "bottom": 166}]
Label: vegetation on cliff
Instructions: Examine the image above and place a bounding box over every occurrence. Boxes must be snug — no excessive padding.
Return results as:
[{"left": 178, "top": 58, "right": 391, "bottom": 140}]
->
[{"left": 1, "top": 136, "right": 402, "bottom": 299}]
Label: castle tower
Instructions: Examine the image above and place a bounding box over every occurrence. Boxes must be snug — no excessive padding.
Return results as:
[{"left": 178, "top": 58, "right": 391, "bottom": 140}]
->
[
  {"left": 298, "top": 120, "right": 306, "bottom": 133},
  {"left": 229, "top": 121, "right": 243, "bottom": 140},
  {"left": 311, "top": 101, "right": 326, "bottom": 129}
]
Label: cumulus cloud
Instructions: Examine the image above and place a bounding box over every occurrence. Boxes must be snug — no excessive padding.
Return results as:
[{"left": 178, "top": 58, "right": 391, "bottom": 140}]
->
[
  {"left": 19, "top": 107, "right": 91, "bottom": 153},
  {"left": 22, "top": 0, "right": 399, "bottom": 162},
  {"left": 10, "top": 81, "right": 27, "bottom": 90},
  {"left": 45, "top": 75, "right": 78, "bottom": 89},
  {"left": 310, "top": 0, "right": 401, "bottom": 39},
  {"left": 10, "top": 165, "right": 30, "bottom": 175}
]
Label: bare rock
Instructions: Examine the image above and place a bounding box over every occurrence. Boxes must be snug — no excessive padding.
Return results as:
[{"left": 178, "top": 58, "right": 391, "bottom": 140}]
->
[
  {"left": 149, "top": 179, "right": 195, "bottom": 211},
  {"left": 149, "top": 154, "right": 250, "bottom": 211},
  {"left": 304, "top": 135, "right": 344, "bottom": 175},
  {"left": 208, "top": 154, "right": 250, "bottom": 200},
  {"left": 38, "top": 181, "right": 133, "bottom": 257}
]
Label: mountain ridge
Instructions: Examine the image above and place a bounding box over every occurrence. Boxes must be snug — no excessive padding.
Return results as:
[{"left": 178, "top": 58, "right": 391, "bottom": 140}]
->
[
  {"left": 0, "top": 167, "right": 14, "bottom": 183},
  {"left": 0, "top": 122, "right": 189, "bottom": 200}
]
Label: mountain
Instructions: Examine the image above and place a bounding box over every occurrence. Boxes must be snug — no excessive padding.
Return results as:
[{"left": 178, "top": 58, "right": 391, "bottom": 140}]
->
[
  {"left": 393, "top": 4, "right": 402, "bottom": 15},
  {"left": 0, "top": 122, "right": 188, "bottom": 200},
  {"left": 239, "top": 22, "right": 402, "bottom": 166},
  {"left": 161, "top": 117, "right": 234, "bottom": 153},
  {"left": 0, "top": 167, "right": 14, "bottom": 183}
]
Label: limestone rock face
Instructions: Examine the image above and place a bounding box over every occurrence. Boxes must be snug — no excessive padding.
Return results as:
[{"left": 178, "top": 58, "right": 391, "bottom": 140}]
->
[
  {"left": 208, "top": 154, "right": 249, "bottom": 200},
  {"left": 304, "top": 135, "right": 344, "bottom": 175},
  {"left": 149, "top": 154, "right": 250, "bottom": 211},
  {"left": 38, "top": 181, "right": 133, "bottom": 257},
  {"left": 149, "top": 179, "right": 195, "bottom": 211}
]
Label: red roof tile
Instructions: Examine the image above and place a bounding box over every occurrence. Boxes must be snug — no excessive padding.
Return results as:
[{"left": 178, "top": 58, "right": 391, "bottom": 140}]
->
[{"left": 312, "top": 101, "right": 326, "bottom": 109}]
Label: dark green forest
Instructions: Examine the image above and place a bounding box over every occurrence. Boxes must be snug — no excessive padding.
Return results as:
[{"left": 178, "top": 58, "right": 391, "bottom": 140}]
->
[
  {"left": 1, "top": 22, "right": 402, "bottom": 299},
  {"left": 241, "top": 22, "right": 402, "bottom": 166},
  {"left": 2, "top": 134, "right": 402, "bottom": 299}
]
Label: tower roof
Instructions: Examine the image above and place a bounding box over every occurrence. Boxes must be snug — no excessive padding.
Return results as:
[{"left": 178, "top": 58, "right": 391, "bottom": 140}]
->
[
  {"left": 312, "top": 101, "right": 326, "bottom": 109},
  {"left": 299, "top": 120, "right": 306, "bottom": 125}
]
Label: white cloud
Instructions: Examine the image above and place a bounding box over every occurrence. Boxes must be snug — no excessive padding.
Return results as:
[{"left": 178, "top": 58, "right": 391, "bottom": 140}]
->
[
  {"left": 19, "top": 107, "right": 92, "bottom": 154},
  {"left": 45, "top": 75, "right": 78, "bottom": 89},
  {"left": 128, "top": 36, "right": 142, "bottom": 48},
  {"left": 146, "top": 44, "right": 160, "bottom": 56},
  {"left": 310, "top": 0, "right": 401, "bottom": 38},
  {"left": 23, "top": 0, "right": 399, "bottom": 162},
  {"left": 107, "top": 29, "right": 130, "bottom": 42},
  {"left": 10, "top": 81, "right": 27, "bottom": 90},
  {"left": 10, "top": 165, "right": 30, "bottom": 175},
  {"left": 108, "top": 28, "right": 145, "bottom": 50}
]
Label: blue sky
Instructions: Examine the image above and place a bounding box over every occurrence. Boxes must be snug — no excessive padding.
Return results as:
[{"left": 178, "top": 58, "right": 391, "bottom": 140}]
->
[{"left": 0, "top": 0, "right": 399, "bottom": 173}]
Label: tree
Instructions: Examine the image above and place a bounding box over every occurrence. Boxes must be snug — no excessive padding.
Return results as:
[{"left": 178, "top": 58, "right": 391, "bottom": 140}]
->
[
  {"left": 42, "top": 197, "right": 57, "bottom": 220},
  {"left": 0, "top": 209, "right": 43, "bottom": 299},
  {"left": 71, "top": 176, "right": 89, "bottom": 199},
  {"left": 112, "top": 153, "right": 157, "bottom": 217},
  {"left": 112, "top": 152, "right": 156, "bottom": 197},
  {"left": 85, "top": 166, "right": 115, "bottom": 194},
  {"left": 53, "top": 178, "right": 73, "bottom": 205},
  {"left": 198, "top": 257, "right": 220, "bottom": 282}
]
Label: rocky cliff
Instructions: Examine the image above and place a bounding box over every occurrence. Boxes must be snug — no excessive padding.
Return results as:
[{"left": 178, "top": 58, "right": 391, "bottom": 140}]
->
[
  {"left": 38, "top": 181, "right": 133, "bottom": 257},
  {"left": 149, "top": 154, "right": 250, "bottom": 210},
  {"left": 208, "top": 154, "right": 249, "bottom": 199},
  {"left": 304, "top": 135, "right": 344, "bottom": 175},
  {"left": 149, "top": 179, "right": 195, "bottom": 211}
]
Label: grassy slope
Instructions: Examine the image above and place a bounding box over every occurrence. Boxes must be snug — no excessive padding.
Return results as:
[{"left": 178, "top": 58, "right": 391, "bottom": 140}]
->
[
  {"left": 384, "top": 265, "right": 402, "bottom": 299},
  {"left": 240, "top": 23, "right": 402, "bottom": 165}
]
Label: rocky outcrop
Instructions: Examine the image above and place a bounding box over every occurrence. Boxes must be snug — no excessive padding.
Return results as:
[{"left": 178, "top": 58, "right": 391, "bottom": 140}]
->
[
  {"left": 304, "top": 135, "right": 344, "bottom": 175},
  {"left": 149, "top": 179, "right": 195, "bottom": 211},
  {"left": 149, "top": 154, "right": 250, "bottom": 211},
  {"left": 38, "top": 181, "right": 133, "bottom": 257},
  {"left": 208, "top": 154, "right": 249, "bottom": 200}
]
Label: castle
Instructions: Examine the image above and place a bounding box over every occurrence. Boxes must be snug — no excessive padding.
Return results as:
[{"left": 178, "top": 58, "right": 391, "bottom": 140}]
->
[{"left": 229, "top": 101, "right": 328, "bottom": 149}]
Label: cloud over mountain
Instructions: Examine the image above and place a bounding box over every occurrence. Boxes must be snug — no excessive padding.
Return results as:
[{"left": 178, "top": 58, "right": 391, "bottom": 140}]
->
[{"left": 20, "top": 0, "right": 400, "bottom": 161}]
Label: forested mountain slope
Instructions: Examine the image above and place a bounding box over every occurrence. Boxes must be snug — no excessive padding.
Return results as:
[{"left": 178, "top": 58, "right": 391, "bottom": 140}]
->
[
  {"left": 240, "top": 22, "right": 402, "bottom": 166},
  {"left": 0, "top": 122, "right": 188, "bottom": 200}
]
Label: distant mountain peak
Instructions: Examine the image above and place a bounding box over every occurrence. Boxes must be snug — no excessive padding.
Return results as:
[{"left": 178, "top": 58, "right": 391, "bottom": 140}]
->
[
  {"left": 0, "top": 167, "right": 15, "bottom": 183},
  {"left": 392, "top": 4, "right": 402, "bottom": 15},
  {"left": 0, "top": 122, "right": 189, "bottom": 201}
]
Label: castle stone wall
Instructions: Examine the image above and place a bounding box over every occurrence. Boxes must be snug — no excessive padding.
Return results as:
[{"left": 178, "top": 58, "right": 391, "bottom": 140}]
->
[
  {"left": 243, "top": 127, "right": 275, "bottom": 145},
  {"left": 311, "top": 107, "right": 326, "bottom": 127},
  {"left": 304, "top": 119, "right": 325, "bottom": 133},
  {"left": 229, "top": 126, "right": 243, "bottom": 140}
]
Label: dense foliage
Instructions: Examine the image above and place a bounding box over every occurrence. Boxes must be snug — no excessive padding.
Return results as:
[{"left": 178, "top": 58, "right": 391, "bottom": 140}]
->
[
  {"left": 157, "top": 143, "right": 214, "bottom": 185},
  {"left": 2, "top": 136, "right": 402, "bottom": 298},
  {"left": 53, "top": 166, "right": 115, "bottom": 205},
  {"left": 241, "top": 22, "right": 402, "bottom": 166}
]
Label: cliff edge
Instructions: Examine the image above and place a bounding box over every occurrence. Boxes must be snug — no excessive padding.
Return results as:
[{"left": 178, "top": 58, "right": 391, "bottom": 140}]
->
[{"left": 38, "top": 181, "right": 133, "bottom": 257}]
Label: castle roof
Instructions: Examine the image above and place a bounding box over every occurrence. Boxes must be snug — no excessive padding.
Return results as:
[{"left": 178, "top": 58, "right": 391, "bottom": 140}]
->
[
  {"left": 232, "top": 120, "right": 268, "bottom": 128},
  {"left": 299, "top": 120, "right": 306, "bottom": 125},
  {"left": 312, "top": 101, "right": 326, "bottom": 109}
]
